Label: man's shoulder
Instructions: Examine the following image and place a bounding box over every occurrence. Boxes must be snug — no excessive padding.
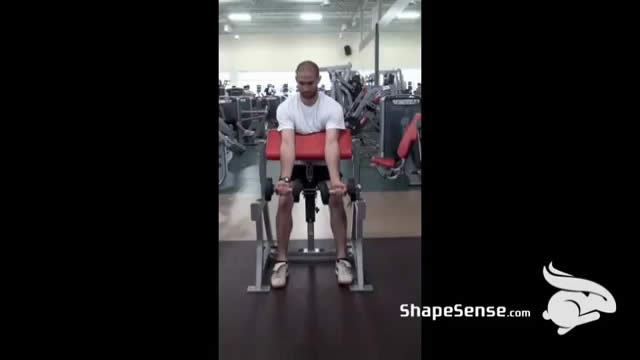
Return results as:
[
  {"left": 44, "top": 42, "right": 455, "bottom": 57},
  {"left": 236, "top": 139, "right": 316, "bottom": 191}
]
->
[
  {"left": 320, "top": 92, "right": 343, "bottom": 111},
  {"left": 277, "top": 95, "right": 295, "bottom": 111},
  {"left": 281, "top": 94, "right": 299, "bottom": 107}
]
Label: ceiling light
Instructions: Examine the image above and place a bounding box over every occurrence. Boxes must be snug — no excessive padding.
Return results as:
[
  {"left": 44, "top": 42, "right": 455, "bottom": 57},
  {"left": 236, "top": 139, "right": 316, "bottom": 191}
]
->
[
  {"left": 224, "top": 25, "right": 231, "bottom": 32},
  {"left": 397, "top": 11, "right": 420, "bottom": 19},
  {"left": 321, "top": 0, "right": 330, "bottom": 6},
  {"left": 228, "top": 13, "right": 252, "bottom": 21},
  {"left": 235, "top": 35, "right": 240, "bottom": 39},
  {"left": 300, "top": 13, "right": 323, "bottom": 21}
]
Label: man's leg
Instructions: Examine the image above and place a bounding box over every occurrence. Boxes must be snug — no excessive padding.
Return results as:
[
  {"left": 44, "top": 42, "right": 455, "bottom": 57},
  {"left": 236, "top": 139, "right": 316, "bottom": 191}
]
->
[
  {"left": 272, "top": 193, "right": 294, "bottom": 288},
  {"left": 328, "top": 183, "right": 353, "bottom": 285},
  {"left": 275, "top": 193, "right": 294, "bottom": 261},
  {"left": 327, "top": 182, "right": 348, "bottom": 259}
]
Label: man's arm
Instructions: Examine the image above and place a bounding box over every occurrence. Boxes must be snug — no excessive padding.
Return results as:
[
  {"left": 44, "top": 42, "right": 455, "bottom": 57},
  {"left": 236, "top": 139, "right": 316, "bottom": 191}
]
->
[
  {"left": 280, "top": 129, "right": 295, "bottom": 179},
  {"left": 324, "top": 129, "right": 341, "bottom": 184}
]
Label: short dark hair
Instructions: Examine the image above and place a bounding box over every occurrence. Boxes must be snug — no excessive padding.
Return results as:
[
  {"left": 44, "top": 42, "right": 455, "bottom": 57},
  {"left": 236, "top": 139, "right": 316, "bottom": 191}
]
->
[{"left": 295, "top": 60, "right": 320, "bottom": 79}]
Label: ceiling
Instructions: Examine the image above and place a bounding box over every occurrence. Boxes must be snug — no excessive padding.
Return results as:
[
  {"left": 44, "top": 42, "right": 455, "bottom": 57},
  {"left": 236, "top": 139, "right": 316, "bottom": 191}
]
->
[{"left": 219, "top": 0, "right": 422, "bottom": 34}]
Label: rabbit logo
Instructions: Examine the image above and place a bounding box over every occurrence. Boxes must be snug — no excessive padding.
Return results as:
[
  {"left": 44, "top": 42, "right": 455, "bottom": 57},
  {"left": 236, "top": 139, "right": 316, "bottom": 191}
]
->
[{"left": 542, "top": 262, "right": 616, "bottom": 335}]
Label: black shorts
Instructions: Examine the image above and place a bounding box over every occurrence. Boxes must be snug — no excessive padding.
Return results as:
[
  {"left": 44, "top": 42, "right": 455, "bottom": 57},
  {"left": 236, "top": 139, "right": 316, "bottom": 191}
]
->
[{"left": 290, "top": 165, "right": 342, "bottom": 187}]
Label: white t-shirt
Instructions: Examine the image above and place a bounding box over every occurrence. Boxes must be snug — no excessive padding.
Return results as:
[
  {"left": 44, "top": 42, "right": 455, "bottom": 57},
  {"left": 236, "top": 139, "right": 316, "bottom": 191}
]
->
[{"left": 276, "top": 92, "right": 345, "bottom": 134}]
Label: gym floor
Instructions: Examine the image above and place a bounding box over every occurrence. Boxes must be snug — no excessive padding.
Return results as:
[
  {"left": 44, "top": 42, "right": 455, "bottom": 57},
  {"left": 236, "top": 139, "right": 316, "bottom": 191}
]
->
[{"left": 219, "top": 144, "right": 423, "bottom": 359}]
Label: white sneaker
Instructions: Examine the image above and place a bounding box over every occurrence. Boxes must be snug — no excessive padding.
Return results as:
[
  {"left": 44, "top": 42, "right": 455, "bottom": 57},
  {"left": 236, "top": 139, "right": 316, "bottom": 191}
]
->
[
  {"left": 270, "top": 261, "right": 289, "bottom": 288},
  {"left": 335, "top": 259, "right": 353, "bottom": 285}
]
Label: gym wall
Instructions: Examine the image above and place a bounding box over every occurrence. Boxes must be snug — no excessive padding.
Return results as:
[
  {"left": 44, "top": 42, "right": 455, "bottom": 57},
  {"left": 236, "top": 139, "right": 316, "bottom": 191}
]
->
[
  {"left": 354, "top": 30, "right": 421, "bottom": 70},
  {"left": 219, "top": 31, "right": 420, "bottom": 84}
]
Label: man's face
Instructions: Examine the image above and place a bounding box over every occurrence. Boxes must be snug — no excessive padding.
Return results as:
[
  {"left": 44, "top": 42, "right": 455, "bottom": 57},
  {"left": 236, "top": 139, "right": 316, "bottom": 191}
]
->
[{"left": 296, "top": 69, "right": 320, "bottom": 100}]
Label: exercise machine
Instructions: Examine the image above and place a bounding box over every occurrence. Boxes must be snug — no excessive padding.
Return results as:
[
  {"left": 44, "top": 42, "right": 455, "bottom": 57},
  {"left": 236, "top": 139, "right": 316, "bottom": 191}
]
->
[
  {"left": 405, "top": 81, "right": 413, "bottom": 95},
  {"left": 219, "top": 89, "right": 269, "bottom": 145},
  {"left": 247, "top": 129, "right": 373, "bottom": 293},
  {"left": 320, "top": 63, "right": 357, "bottom": 112},
  {"left": 263, "top": 95, "right": 282, "bottom": 129},
  {"left": 370, "top": 95, "right": 422, "bottom": 186},
  {"left": 219, "top": 117, "right": 246, "bottom": 186},
  {"left": 364, "top": 69, "right": 406, "bottom": 96}
]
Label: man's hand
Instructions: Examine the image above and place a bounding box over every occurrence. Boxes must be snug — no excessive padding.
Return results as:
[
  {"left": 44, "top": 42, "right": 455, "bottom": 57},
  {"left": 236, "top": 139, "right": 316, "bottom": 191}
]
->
[
  {"left": 275, "top": 180, "right": 292, "bottom": 195},
  {"left": 329, "top": 179, "right": 347, "bottom": 196}
]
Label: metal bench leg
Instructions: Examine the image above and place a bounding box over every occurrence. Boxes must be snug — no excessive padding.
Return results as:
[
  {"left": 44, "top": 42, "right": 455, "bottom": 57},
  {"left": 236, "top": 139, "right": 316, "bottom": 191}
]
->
[
  {"left": 248, "top": 202, "right": 271, "bottom": 293},
  {"left": 350, "top": 200, "right": 373, "bottom": 292}
]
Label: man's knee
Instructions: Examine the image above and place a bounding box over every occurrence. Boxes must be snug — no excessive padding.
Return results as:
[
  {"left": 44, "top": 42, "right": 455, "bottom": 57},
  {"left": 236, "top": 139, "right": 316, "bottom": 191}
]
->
[
  {"left": 278, "top": 195, "right": 294, "bottom": 213},
  {"left": 328, "top": 194, "right": 344, "bottom": 210}
]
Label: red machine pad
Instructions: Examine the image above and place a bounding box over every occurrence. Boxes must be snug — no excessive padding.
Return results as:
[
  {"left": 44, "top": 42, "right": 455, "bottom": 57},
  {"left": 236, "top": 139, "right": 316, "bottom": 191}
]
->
[
  {"left": 265, "top": 129, "right": 352, "bottom": 160},
  {"left": 396, "top": 113, "right": 421, "bottom": 159},
  {"left": 369, "top": 113, "right": 422, "bottom": 168}
]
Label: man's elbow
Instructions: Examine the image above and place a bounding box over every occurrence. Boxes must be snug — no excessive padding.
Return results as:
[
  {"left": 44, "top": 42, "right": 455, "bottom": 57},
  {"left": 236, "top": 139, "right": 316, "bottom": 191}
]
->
[
  {"left": 281, "top": 142, "right": 293, "bottom": 156},
  {"left": 281, "top": 139, "right": 295, "bottom": 158},
  {"left": 325, "top": 140, "right": 340, "bottom": 162},
  {"left": 280, "top": 131, "right": 293, "bottom": 146},
  {"left": 325, "top": 132, "right": 338, "bottom": 145},
  {"left": 325, "top": 139, "right": 338, "bottom": 150}
]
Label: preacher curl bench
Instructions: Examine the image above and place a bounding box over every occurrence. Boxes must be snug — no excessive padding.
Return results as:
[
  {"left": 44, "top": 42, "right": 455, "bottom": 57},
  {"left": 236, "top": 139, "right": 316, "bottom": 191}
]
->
[{"left": 247, "top": 129, "right": 374, "bottom": 293}]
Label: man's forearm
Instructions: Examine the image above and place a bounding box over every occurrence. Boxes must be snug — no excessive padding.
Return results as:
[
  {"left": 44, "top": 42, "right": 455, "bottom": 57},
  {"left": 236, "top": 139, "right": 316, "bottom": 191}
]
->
[
  {"left": 280, "top": 141, "right": 295, "bottom": 178},
  {"left": 324, "top": 139, "right": 341, "bottom": 182}
]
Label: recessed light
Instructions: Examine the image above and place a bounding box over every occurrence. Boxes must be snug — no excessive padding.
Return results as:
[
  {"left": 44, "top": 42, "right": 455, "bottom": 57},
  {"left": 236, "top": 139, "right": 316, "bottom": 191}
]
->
[
  {"left": 300, "top": 13, "right": 323, "bottom": 21},
  {"left": 228, "top": 13, "right": 251, "bottom": 21},
  {"left": 397, "top": 11, "right": 420, "bottom": 19}
]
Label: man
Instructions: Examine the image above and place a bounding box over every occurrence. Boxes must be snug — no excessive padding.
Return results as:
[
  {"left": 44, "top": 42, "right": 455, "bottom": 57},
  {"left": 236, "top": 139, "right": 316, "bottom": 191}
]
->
[{"left": 271, "top": 60, "right": 353, "bottom": 288}]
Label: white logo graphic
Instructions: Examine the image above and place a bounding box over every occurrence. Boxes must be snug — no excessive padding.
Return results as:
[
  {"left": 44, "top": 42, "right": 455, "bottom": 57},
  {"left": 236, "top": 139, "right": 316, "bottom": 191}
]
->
[{"left": 542, "top": 262, "right": 616, "bottom": 335}]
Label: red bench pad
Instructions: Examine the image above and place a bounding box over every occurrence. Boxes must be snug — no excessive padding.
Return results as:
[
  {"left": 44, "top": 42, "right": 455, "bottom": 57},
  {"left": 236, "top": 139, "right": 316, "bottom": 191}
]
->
[{"left": 265, "top": 129, "right": 352, "bottom": 160}]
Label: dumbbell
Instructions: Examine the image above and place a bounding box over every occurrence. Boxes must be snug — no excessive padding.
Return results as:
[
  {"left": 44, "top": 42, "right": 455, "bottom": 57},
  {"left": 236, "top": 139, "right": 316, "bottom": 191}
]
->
[
  {"left": 264, "top": 178, "right": 303, "bottom": 202},
  {"left": 346, "top": 178, "right": 360, "bottom": 202},
  {"left": 318, "top": 178, "right": 360, "bottom": 202},
  {"left": 263, "top": 178, "right": 274, "bottom": 201}
]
